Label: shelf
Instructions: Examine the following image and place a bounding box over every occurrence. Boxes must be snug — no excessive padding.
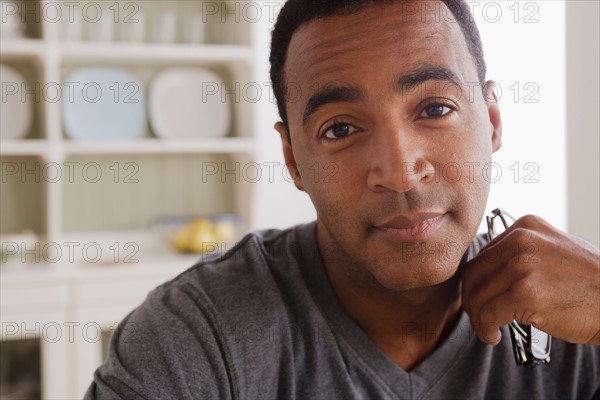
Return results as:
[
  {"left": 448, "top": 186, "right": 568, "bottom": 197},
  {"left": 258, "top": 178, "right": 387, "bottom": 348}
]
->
[
  {"left": 1, "top": 138, "right": 256, "bottom": 157},
  {"left": 1, "top": 228, "right": 205, "bottom": 275},
  {"left": 0, "top": 39, "right": 46, "bottom": 58},
  {"left": 0, "top": 252, "right": 198, "bottom": 280},
  {"left": 61, "top": 137, "right": 256, "bottom": 155},
  {"left": 58, "top": 42, "right": 254, "bottom": 64},
  {"left": 0, "top": 140, "right": 49, "bottom": 157},
  {"left": 0, "top": 40, "right": 254, "bottom": 64}
]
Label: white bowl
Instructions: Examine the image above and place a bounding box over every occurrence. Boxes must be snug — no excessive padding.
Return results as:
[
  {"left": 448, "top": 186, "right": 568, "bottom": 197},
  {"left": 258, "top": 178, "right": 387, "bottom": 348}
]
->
[
  {"left": 0, "top": 64, "right": 32, "bottom": 140},
  {"left": 148, "top": 68, "right": 231, "bottom": 139}
]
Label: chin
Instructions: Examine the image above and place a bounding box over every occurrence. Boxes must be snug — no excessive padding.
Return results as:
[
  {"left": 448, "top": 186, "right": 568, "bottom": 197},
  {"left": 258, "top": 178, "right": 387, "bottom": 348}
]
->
[{"left": 368, "top": 255, "right": 460, "bottom": 292}]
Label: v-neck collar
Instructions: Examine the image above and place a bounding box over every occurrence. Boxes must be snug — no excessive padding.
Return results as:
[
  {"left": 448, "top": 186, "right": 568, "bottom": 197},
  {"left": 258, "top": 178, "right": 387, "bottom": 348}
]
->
[{"left": 295, "top": 221, "right": 480, "bottom": 399}]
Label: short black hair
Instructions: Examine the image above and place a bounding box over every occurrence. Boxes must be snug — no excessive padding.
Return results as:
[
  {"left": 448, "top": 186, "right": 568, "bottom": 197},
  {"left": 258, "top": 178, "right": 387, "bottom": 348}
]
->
[{"left": 269, "top": 0, "right": 487, "bottom": 139}]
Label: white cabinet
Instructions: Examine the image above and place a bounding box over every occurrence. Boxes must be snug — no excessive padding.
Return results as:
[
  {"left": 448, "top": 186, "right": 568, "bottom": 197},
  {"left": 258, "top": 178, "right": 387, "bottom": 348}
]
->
[
  {"left": 1, "top": 1, "right": 261, "bottom": 398},
  {"left": 1, "top": 263, "right": 195, "bottom": 398},
  {"left": 1, "top": 0, "right": 259, "bottom": 242},
  {"left": 0, "top": 273, "right": 70, "bottom": 398}
]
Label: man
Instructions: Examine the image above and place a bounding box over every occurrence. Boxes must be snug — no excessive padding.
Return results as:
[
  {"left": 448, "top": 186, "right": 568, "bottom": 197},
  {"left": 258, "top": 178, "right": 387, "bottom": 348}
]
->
[{"left": 86, "top": 0, "right": 600, "bottom": 398}]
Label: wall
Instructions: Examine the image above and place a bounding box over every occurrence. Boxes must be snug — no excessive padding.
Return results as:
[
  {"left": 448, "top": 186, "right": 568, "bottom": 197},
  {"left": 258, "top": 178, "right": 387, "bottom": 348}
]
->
[
  {"left": 473, "top": 1, "right": 567, "bottom": 231},
  {"left": 251, "top": 5, "right": 316, "bottom": 230},
  {"left": 566, "top": 1, "right": 600, "bottom": 247}
]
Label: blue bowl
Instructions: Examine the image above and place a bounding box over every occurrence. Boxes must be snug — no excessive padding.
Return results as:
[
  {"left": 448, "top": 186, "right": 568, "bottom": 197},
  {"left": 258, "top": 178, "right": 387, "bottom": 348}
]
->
[{"left": 62, "top": 67, "right": 147, "bottom": 140}]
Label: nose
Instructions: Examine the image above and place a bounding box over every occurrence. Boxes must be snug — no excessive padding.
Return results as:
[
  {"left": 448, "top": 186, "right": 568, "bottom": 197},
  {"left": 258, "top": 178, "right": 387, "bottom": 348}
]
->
[{"left": 366, "top": 122, "right": 435, "bottom": 193}]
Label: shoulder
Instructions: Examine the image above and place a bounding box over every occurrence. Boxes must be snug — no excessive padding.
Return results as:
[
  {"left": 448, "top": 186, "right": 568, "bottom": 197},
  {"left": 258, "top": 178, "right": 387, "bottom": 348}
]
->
[
  {"left": 86, "top": 223, "right": 317, "bottom": 399},
  {"left": 151, "top": 223, "right": 309, "bottom": 311},
  {"left": 132, "top": 224, "right": 310, "bottom": 348}
]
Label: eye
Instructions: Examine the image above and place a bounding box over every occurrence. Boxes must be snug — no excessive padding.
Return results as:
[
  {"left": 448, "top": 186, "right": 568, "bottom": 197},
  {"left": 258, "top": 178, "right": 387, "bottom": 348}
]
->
[
  {"left": 420, "top": 103, "right": 453, "bottom": 118},
  {"left": 322, "top": 121, "right": 357, "bottom": 140}
]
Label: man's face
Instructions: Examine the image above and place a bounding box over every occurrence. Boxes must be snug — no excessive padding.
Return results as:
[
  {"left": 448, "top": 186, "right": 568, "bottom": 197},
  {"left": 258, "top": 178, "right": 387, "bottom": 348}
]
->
[{"left": 276, "top": 1, "right": 502, "bottom": 292}]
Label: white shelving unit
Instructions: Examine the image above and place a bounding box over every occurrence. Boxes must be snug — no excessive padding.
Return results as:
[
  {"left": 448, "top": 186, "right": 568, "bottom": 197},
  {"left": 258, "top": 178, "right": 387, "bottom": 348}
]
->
[{"left": 1, "top": 1, "right": 260, "bottom": 398}]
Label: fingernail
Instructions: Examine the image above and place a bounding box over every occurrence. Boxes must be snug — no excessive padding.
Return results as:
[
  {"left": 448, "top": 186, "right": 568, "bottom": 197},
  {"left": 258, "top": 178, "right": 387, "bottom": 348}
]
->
[
  {"left": 491, "top": 329, "right": 502, "bottom": 345},
  {"left": 482, "top": 325, "right": 502, "bottom": 345}
]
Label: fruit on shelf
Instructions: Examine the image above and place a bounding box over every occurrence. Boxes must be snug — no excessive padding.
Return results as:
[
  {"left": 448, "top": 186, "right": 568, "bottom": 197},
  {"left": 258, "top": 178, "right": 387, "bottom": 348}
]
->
[{"left": 170, "top": 218, "right": 237, "bottom": 254}]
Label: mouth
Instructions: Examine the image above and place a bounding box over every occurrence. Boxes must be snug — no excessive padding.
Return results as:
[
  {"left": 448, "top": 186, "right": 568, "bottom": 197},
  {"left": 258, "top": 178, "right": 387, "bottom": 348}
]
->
[{"left": 372, "top": 212, "right": 447, "bottom": 243}]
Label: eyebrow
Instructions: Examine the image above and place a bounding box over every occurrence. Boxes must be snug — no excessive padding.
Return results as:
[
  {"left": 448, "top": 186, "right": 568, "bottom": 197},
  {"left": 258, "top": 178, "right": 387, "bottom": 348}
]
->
[
  {"left": 301, "top": 65, "right": 463, "bottom": 129},
  {"left": 397, "top": 66, "right": 463, "bottom": 93},
  {"left": 302, "top": 86, "right": 363, "bottom": 128}
]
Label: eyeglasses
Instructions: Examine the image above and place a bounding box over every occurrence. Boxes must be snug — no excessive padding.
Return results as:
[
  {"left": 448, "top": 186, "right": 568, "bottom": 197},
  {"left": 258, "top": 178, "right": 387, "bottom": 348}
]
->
[{"left": 486, "top": 208, "right": 552, "bottom": 367}]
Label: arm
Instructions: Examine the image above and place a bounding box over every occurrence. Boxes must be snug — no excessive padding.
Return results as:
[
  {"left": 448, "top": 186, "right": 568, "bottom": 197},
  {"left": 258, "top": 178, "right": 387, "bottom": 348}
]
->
[{"left": 84, "top": 285, "right": 236, "bottom": 400}]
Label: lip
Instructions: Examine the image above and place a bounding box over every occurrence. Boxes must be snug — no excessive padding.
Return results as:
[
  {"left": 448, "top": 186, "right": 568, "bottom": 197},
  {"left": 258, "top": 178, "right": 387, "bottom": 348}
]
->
[{"left": 373, "top": 212, "right": 447, "bottom": 243}]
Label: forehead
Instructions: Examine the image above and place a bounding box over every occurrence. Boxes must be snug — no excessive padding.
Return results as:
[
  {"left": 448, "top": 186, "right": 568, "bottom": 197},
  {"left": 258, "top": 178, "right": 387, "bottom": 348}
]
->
[{"left": 284, "top": 1, "right": 475, "bottom": 102}]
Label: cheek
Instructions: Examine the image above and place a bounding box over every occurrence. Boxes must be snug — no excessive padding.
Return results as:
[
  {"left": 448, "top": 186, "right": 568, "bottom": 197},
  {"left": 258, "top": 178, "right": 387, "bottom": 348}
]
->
[
  {"left": 304, "top": 167, "right": 356, "bottom": 208},
  {"left": 448, "top": 119, "right": 495, "bottom": 181},
  {"left": 300, "top": 157, "right": 366, "bottom": 219},
  {"left": 450, "top": 139, "right": 494, "bottom": 229}
]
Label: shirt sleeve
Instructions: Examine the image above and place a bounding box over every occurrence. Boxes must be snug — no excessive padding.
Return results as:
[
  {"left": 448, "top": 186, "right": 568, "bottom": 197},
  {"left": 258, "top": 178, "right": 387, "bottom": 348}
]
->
[{"left": 83, "top": 282, "right": 237, "bottom": 400}]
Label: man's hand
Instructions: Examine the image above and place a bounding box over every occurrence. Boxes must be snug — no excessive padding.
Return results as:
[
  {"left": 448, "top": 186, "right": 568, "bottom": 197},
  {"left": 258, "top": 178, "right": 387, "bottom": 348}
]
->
[{"left": 461, "top": 215, "right": 600, "bottom": 346}]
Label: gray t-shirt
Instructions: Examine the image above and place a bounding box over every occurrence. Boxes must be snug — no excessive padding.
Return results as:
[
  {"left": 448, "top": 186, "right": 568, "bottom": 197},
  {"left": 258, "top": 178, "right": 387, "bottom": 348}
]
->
[{"left": 85, "top": 222, "right": 600, "bottom": 400}]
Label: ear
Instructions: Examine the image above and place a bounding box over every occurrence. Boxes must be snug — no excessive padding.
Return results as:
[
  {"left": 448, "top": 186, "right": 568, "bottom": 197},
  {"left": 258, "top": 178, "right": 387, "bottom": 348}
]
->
[
  {"left": 275, "top": 122, "right": 305, "bottom": 191},
  {"left": 485, "top": 80, "right": 503, "bottom": 153}
]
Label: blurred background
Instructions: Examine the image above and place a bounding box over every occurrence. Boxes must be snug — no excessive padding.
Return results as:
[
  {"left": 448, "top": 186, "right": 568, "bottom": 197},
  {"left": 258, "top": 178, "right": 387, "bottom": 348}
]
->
[{"left": 0, "top": 1, "right": 598, "bottom": 398}]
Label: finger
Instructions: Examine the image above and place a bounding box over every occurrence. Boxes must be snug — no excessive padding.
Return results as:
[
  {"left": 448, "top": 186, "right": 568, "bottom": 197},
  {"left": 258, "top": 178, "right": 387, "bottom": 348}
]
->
[
  {"left": 470, "top": 315, "right": 503, "bottom": 346},
  {"left": 460, "top": 235, "right": 516, "bottom": 304},
  {"left": 475, "top": 279, "right": 546, "bottom": 346},
  {"left": 471, "top": 294, "right": 514, "bottom": 346},
  {"left": 462, "top": 259, "right": 515, "bottom": 326},
  {"left": 478, "top": 214, "right": 550, "bottom": 264},
  {"left": 462, "top": 226, "right": 542, "bottom": 291},
  {"left": 464, "top": 248, "right": 543, "bottom": 323},
  {"left": 480, "top": 214, "right": 551, "bottom": 253}
]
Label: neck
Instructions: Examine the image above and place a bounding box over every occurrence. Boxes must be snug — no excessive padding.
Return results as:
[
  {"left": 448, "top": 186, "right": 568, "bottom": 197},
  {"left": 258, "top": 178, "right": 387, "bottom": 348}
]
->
[{"left": 319, "top": 235, "right": 463, "bottom": 371}]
